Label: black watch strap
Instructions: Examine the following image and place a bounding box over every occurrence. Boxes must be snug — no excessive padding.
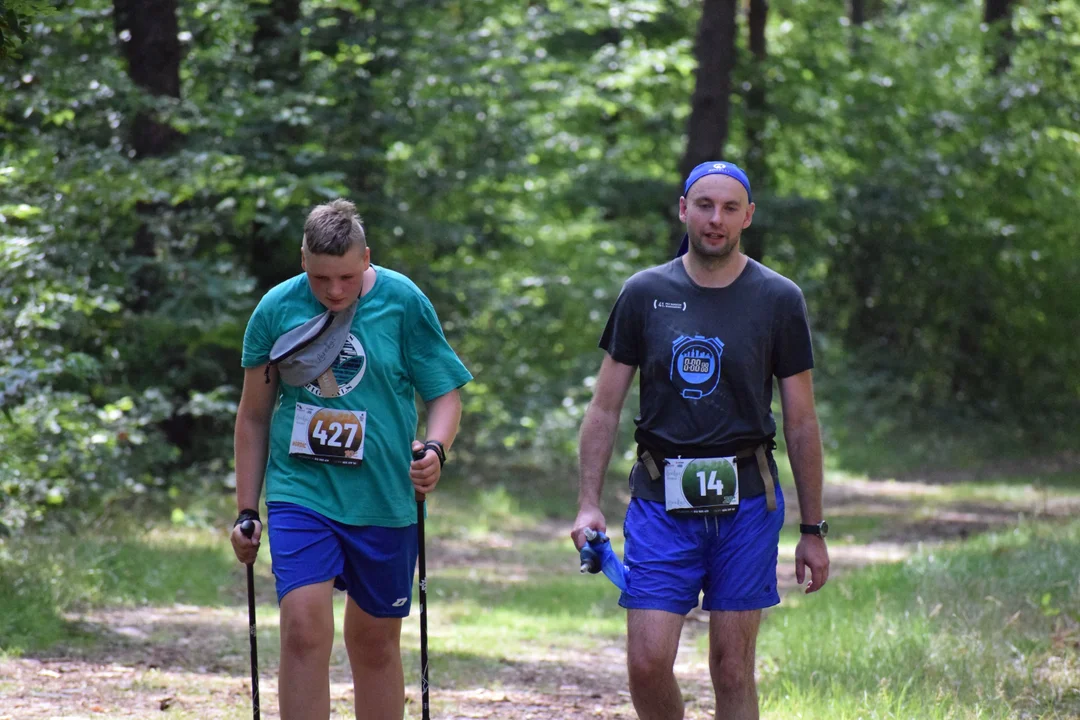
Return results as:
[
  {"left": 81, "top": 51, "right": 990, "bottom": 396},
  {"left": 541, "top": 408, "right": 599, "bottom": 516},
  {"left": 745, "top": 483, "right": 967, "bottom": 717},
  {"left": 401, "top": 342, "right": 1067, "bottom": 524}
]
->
[
  {"left": 424, "top": 440, "right": 446, "bottom": 467},
  {"left": 233, "top": 508, "right": 261, "bottom": 528},
  {"left": 799, "top": 521, "right": 828, "bottom": 537}
]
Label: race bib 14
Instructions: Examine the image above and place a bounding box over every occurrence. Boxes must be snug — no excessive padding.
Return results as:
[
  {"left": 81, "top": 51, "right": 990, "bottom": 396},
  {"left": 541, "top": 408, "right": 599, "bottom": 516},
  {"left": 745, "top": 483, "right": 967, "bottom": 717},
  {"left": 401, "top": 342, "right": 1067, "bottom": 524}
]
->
[{"left": 664, "top": 456, "right": 740, "bottom": 516}]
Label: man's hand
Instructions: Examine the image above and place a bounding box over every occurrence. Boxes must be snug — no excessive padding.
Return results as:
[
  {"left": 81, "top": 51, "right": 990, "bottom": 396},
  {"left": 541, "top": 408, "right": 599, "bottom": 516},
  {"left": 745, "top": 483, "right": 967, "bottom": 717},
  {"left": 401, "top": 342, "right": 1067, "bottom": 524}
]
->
[
  {"left": 230, "top": 520, "right": 262, "bottom": 565},
  {"left": 571, "top": 504, "right": 608, "bottom": 551},
  {"left": 795, "top": 534, "right": 829, "bottom": 593},
  {"left": 410, "top": 440, "right": 442, "bottom": 495}
]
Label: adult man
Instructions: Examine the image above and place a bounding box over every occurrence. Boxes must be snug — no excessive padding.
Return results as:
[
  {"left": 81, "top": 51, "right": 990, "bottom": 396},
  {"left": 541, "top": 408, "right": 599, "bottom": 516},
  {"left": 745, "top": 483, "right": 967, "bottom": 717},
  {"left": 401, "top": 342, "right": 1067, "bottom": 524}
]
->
[
  {"left": 230, "top": 199, "right": 472, "bottom": 720},
  {"left": 572, "top": 162, "right": 829, "bottom": 720}
]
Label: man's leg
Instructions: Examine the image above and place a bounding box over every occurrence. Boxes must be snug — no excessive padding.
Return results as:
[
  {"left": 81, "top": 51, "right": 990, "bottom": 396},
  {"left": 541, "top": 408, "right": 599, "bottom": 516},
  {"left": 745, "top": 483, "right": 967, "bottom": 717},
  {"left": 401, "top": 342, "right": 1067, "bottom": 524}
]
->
[
  {"left": 708, "top": 609, "right": 762, "bottom": 720},
  {"left": 627, "top": 609, "right": 686, "bottom": 720},
  {"left": 279, "top": 580, "right": 336, "bottom": 720},
  {"left": 343, "top": 595, "right": 405, "bottom": 720}
]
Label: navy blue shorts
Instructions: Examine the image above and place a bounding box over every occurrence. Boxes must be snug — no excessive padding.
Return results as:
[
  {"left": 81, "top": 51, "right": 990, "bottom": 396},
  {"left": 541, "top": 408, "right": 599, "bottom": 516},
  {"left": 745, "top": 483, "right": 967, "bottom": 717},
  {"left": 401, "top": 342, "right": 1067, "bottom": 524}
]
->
[
  {"left": 619, "top": 486, "right": 785, "bottom": 615},
  {"left": 266, "top": 501, "right": 418, "bottom": 618}
]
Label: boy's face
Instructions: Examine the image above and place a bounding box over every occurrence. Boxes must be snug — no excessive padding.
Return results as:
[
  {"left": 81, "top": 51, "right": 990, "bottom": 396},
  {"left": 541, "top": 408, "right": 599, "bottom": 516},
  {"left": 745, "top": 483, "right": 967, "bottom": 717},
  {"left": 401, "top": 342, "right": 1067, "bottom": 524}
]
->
[{"left": 302, "top": 243, "right": 369, "bottom": 311}]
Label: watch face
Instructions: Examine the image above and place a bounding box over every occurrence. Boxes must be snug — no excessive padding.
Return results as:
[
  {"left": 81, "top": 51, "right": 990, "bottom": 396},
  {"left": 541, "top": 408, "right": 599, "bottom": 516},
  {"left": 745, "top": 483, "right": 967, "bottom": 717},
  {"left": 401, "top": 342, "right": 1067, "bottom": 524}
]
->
[{"left": 819, "top": 520, "right": 829, "bottom": 538}]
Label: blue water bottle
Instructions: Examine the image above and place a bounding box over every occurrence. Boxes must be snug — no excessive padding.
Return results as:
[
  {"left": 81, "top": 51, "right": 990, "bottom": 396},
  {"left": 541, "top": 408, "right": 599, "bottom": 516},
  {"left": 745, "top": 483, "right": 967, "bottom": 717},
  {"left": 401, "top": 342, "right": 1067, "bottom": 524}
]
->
[{"left": 579, "top": 527, "right": 628, "bottom": 592}]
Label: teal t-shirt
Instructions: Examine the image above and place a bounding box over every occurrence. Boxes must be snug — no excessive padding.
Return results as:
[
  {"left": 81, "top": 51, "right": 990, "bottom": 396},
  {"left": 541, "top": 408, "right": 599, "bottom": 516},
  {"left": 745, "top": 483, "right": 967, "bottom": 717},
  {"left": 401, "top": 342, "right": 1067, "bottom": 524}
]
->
[{"left": 241, "top": 266, "right": 472, "bottom": 527}]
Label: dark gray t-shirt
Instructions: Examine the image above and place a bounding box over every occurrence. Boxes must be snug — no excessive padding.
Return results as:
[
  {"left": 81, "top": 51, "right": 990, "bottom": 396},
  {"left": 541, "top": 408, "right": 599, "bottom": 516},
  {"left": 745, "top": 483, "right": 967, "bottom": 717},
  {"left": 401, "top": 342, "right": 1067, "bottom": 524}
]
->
[{"left": 600, "top": 257, "right": 814, "bottom": 454}]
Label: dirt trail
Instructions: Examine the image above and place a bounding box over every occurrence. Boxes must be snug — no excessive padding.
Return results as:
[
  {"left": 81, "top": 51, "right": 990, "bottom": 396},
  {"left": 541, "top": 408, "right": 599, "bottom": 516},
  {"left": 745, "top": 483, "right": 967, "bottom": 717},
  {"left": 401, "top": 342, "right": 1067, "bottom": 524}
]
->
[{"left": 2, "top": 479, "right": 1076, "bottom": 720}]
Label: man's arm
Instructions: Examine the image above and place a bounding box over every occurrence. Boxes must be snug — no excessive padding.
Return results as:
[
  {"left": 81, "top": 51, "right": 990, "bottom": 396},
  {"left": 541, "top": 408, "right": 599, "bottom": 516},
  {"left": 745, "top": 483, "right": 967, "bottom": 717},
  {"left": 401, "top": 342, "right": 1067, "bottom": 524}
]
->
[
  {"left": 571, "top": 353, "right": 636, "bottom": 549},
  {"left": 411, "top": 388, "right": 463, "bottom": 495},
  {"left": 230, "top": 365, "right": 278, "bottom": 563},
  {"left": 778, "top": 369, "right": 829, "bottom": 592}
]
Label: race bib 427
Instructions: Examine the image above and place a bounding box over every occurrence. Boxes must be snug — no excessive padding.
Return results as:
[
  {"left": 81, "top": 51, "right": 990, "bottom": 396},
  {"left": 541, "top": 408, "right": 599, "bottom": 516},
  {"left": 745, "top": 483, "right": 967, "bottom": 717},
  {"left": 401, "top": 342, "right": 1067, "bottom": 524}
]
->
[{"left": 289, "top": 402, "right": 366, "bottom": 466}]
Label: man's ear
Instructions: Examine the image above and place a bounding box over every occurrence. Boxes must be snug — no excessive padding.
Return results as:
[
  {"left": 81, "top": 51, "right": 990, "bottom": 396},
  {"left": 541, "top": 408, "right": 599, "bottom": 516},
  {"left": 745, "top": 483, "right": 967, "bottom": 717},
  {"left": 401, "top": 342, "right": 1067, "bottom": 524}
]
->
[
  {"left": 678, "top": 196, "right": 688, "bottom": 223},
  {"left": 742, "top": 202, "right": 756, "bottom": 230}
]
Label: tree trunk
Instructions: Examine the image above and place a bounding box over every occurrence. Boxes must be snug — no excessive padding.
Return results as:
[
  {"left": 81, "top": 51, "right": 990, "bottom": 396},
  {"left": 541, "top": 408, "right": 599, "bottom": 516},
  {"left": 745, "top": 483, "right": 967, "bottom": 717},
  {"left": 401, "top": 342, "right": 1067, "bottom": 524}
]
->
[
  {"left": 113, "top": 0, "right": 181, "bottom": 158},
  {"left": 850, "top": 0, "right": 865, "bottom": 26},
  {"left": 743, "top": 0, "right": 768, "bottom": 262},
  {"left": 253, "top": 0, "right": 301, "bottom": 83},
  {"left": 675, "top": 0, "right": 738, "bottom": 254},
  {"left": 249, "top": 0, "right": 303, "bottom": 284},
  {"left": 113, "top": 0, "right": 182, "bottom": 314},
  {"left": 113, "top": 0, "right": 189, "bottom": 449},
  {"left": 984, "top": 0, "right": 1014, "bottom": 74}
]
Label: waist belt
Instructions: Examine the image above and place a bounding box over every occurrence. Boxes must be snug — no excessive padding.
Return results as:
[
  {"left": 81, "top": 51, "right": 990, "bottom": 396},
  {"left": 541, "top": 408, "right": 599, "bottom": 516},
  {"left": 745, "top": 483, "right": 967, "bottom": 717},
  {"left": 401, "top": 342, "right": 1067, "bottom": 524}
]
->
[{"left": 633, "top": 441, "right": 777, "bottom": 512}]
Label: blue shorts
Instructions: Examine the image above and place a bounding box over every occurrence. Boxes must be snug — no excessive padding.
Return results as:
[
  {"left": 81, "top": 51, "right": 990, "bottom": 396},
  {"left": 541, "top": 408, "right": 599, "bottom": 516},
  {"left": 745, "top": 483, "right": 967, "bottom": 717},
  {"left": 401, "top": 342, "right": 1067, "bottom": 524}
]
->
[
  {"left": 619, "top": 486, "right": 785, "bottom": 615},
  {"left": 266, "top": 501, "right": 418, "bottom": 618}
]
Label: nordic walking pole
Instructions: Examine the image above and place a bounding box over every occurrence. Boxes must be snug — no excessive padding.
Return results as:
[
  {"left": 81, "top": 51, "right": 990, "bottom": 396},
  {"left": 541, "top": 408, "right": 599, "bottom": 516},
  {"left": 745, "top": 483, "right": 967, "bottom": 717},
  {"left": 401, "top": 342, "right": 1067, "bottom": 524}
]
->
[
  {"left": 239, "top": 520, "right": 261, "bottom": 720},
  {"left": 413, "top": 448, "right": 431, "bottom": 720}
]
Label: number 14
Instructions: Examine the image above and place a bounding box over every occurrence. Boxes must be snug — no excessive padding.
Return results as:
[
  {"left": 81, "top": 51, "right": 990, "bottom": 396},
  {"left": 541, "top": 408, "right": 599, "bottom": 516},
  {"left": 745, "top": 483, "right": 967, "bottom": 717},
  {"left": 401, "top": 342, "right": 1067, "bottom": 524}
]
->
[{"left": 697, "top": 470, "right": 723, "bottom": 497}]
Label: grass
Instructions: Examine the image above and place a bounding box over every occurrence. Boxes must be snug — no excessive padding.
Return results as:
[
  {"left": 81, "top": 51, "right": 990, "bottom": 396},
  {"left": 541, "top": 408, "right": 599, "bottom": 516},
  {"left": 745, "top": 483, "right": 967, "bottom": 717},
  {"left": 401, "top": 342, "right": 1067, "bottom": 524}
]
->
[
  {"left": 754, "top": 520, "right": 1080, "bottom": 719},
  {"left": 1, "top": 464, "right": 1078, "bottom": 719},
  {"left": 0, "top": 522, "right": 241, "bottom": 655}
]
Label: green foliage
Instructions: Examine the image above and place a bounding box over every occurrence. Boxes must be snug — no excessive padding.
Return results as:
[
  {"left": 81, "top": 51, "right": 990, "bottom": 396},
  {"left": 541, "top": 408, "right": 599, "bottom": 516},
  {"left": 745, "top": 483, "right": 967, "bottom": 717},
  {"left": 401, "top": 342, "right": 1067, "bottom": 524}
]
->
[
  {"left": 0, "top": 0, "right": 53, "bottom": 62},
  {"left": 1, "top": 0, "right": 1079, "bottom": 526},
  {"left": 749, "top": 0, "right": 1080, "bottom": 470}
]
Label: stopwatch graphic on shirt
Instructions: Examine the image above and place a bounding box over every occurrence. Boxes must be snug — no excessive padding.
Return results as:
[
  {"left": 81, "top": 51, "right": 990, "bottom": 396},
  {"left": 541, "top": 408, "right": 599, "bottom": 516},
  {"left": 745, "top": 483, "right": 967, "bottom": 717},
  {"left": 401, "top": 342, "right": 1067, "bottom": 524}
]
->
[{"left": 670, "top": 335, "right": 724, "bottom": 400}]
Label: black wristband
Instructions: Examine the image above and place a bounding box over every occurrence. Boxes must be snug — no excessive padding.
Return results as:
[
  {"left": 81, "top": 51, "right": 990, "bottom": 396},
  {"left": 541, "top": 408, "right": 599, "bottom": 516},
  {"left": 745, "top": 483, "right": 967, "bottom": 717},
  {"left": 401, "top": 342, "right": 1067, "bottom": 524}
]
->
[
  {"left": 233, "top": 508, "right": 261, "bottom": 528},
  {"left": 423, "top": 440, "right": 446, "bottom": 467}
]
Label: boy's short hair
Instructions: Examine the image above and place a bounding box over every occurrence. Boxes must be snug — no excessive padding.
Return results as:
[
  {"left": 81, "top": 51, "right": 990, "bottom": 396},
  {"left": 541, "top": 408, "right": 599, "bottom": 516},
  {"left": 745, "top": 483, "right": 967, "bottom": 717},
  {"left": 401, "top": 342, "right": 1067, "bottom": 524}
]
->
[{"left": 302, "top": 199, "right": 366, "bottom": 256}]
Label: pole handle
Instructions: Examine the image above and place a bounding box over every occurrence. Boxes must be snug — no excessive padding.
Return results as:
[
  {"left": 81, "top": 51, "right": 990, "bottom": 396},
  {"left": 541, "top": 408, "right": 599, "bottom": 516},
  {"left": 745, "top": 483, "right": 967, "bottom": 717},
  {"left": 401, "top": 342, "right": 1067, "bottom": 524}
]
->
[{"left": 412, "top": 447, "right": 427, "bottom": 502}]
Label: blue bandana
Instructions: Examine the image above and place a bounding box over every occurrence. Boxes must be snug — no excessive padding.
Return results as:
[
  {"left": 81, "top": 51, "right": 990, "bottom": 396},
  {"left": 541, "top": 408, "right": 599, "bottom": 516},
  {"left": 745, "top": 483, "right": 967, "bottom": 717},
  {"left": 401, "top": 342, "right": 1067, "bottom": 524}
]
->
[
  {"left": 677, "top": 161, "right": 753, "bottom": 257},
  {"left": 683, "top": 161, "right": 752, "bottom": 201}
]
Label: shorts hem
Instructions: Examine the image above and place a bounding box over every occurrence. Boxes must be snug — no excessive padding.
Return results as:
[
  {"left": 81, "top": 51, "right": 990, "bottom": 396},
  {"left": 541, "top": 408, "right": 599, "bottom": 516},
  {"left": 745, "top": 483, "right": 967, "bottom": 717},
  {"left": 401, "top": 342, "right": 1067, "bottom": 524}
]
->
[
  {"left": 348, "top": 596, "right": 412, "bottom": 619},
  {"left": 276, "top": 575, "right": 338, "bottom": 606},
  {"left": 618, "top": 595, "right": 696, "bottom": 615},
  {"left": 702, "top": 593, "right": 781, "bottom": 612}
]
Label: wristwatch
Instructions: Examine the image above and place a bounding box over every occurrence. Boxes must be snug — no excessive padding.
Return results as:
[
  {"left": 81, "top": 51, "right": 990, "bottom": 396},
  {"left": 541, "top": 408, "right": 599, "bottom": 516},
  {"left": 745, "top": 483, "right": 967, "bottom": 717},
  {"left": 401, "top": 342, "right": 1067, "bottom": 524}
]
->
[{"left": 799, "top": 520, "right": 829, "bottom": 538}]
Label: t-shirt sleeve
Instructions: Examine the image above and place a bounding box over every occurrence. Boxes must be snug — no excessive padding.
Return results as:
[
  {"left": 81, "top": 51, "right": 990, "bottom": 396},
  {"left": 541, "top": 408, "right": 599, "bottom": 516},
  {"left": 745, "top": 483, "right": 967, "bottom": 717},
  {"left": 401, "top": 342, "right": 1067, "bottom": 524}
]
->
[
  {"left": 772, "top": 286, "right": 815, "bottom": 379},
  {"left": 598, "top": 279, "right": 642, "bottom": 366},
  {"left": 241, "top": 295, "right": 275, "bottom": 368},
  {"left": 405, "top": 293, "right": 473, "bottom": 403}
]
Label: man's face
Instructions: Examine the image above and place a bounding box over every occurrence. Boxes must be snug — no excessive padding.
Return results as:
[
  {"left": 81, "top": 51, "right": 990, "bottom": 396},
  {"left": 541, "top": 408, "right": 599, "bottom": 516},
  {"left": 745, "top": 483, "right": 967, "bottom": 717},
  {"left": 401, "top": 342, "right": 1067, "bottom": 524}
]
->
[
  {"left": 302, "top": 243, "right": 369, "bottom": 312},
  {"left": 679, "top": 175, "right": 755, "bottom": 261}
]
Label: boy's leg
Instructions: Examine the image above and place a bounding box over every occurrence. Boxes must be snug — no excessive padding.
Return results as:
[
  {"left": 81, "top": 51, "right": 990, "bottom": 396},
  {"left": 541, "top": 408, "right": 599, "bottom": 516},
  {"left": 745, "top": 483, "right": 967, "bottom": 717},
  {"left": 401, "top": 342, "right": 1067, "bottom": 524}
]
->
[
  {"left": 343, "top": 596, "right": 405, "bottom": 720},
  {"left": 278, "top": 580, "right": 336, "bottom": 720},
  {"left": 627, "top": 609, "right": 686, "bottom": 720},
  {"left": 333, "top": 522, "right": 417, "bottom": 720}
]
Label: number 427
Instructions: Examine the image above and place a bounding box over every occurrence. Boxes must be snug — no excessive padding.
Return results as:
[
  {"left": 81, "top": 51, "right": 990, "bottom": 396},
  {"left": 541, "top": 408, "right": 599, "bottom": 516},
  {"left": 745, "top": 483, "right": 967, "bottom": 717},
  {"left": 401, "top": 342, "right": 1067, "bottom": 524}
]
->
[
  {"left": 697, "top": 470, "right": 723, "bottom": 497},
  {"left": 312, "top": 421, "right": 358, "bottom": 448}
]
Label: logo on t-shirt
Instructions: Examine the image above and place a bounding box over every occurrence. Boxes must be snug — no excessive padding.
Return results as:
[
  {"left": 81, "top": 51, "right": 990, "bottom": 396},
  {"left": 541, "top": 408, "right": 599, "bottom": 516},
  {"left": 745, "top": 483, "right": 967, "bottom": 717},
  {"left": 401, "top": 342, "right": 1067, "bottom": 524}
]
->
[
  {"left": 670, "top": 335, "right": 724, "bottom": 400},
  {"left": 653, "top": 299, "right": 687, "bottom": 311},
  {"left": 304, "top": 333, "right": 367, "bottom": 398}
]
